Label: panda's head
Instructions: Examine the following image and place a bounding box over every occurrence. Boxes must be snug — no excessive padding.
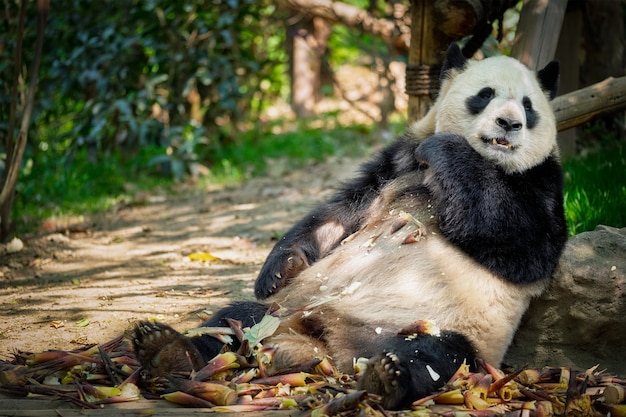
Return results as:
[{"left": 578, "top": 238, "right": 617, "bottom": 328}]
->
[{"left": 433, "top": 44, "right": 559, "bottom": 174}]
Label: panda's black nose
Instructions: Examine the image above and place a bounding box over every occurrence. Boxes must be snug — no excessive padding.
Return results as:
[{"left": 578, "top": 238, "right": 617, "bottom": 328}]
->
[{"left": 496, "top": 117, "right": 522, "bottom": 131}]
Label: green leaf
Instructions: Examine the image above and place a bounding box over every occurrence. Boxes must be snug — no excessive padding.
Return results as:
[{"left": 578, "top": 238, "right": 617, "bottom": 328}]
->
[
  {"left": 76, "top": 318, "right": 90, "bottom": 327},
  {"left": 242, "top": 314, "right": 280, "bottom": 347}
]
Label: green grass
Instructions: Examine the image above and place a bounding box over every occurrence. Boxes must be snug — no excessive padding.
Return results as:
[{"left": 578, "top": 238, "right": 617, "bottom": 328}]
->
[
  {"left": 197, "top": 123, "right": 383, "bottom": 189},
  {"left": 13, "top": 146, "right": 172, "bottom": 234},
  {"left": 207, "top": 123, "right": 378, "bottom": 176},
  {"left": 562, "top": 143, "right": 626, "bottom": 235}
]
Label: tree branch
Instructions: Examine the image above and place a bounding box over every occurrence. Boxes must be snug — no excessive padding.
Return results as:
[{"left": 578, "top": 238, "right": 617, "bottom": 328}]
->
[{"left": 281, "top": 0, "right": 410, "bottom": 51}]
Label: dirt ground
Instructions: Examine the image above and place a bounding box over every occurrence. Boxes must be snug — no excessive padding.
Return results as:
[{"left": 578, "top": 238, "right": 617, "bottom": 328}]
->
[{"left": 0, "top": 157, "right": 364, "bottom": 357}]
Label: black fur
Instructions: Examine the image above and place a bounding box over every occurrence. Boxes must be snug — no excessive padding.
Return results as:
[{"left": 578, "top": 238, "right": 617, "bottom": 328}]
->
[
  {"left": 537, "top": 61, "right": 559, "bottom": 100},
  {"left": 190, "top": 301, "right": 268, "bottom": 362},
  {"left": 254, "top": 137, "right": 422, "bottom": 299},
  {"left": 466, "top": 87, "right": 495, "bottom": 115},
  {"left": 466, "top": 89, "right": 540, "bottom": 130},
  {"left": 443, "top": 43, "right": 559, "bottom": 102},
  {"left": 415, "top": 133, "right": 568, "bottom": 284},
  {"left": 358, "top": 331, "right": 476, "bottom": 410},
  {"left": 440, "top": 43, "right": 467, "bottom": 78},
  {"left": 524, "top": 96, "right": 540, "bottom": 129},
  {"left": 148, "top": 299, "right": 477, "bottom": 410},
  {"left": 255, "top": 132, "right": 567, "bottom": 294},
  {"left": 132, "top": 302, "right": 268, "bottom": 377}
]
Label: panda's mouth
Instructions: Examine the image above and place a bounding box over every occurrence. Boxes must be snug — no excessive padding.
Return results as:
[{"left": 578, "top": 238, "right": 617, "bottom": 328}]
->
[{"left": 483, "top": 136, "right": 514, "bottom": 150}]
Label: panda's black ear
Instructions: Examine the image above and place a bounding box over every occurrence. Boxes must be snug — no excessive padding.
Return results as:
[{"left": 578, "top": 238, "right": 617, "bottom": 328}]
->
[
  {"left": 440, "top": 43, "right": 467, "bottom": 80},
  {"left": 537, "top": 61, "right": 559, "bottom": 100}
]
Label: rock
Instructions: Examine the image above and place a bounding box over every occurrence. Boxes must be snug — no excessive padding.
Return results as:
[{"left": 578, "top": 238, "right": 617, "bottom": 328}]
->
[
  {"left": 5, "top": 237, "right": 24, "bottom": 253},
  {"left": 505, "top": 225, "right": 626, "bottom": 374}
]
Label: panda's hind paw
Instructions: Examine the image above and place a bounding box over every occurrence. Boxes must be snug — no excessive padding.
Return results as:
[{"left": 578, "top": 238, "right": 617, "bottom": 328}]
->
[
  {"left": 357, "top": 352, "right": 409, "bottom": 409},
  {"left": 132, "top": 321, "right": 205, "bottom": 376}
]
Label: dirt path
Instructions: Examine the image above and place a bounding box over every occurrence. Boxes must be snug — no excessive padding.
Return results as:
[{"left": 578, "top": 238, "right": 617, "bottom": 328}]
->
[{"left": 0, "top": 158, "right": 362, "bottom": 356}]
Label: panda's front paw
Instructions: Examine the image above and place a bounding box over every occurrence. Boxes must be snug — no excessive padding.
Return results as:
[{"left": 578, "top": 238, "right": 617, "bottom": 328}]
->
[
  {"left": 254, "top": 246, "right": 309, "bottom": 299},
  {"left": 132, "top": 321, "right": 205, "bottom": 376},
  {"left": 357, "top": 352, "right": 410, "bottom": 410}
]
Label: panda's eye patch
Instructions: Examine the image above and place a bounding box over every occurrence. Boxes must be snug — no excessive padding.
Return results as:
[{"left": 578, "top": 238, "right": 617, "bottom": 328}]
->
[
  {"left": 466, "top": 87, "right": 495, "bottom": 115},
  {"left": 478, "top": 88, "right": 494, "bottom": 100},
  {"left": 522, "top": 97, "right": 532, "bottom": 111},
  {"left": 523, "top": 96, "right": 539, "bottom": 129}
]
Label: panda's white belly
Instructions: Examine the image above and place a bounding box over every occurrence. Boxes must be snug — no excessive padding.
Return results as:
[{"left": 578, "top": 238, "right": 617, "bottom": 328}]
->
[{"left": 279, "top": 218, "right": 547, "bottom": 365}]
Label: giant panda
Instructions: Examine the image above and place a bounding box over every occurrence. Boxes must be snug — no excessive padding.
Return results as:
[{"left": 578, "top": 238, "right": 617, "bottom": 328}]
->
[{"left": 132, "top": 44, "right": 568, "bottom": 410}]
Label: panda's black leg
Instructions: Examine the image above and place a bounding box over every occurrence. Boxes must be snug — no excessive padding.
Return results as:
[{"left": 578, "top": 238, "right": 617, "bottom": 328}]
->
[
  {"left": 190, "top": 301, "right": 268, "bottom": 360},
  {"left": 133, "top": 321, "right": 205, "bottom": 376},
  {"left": 132, "top": 302, "right": 268, "bottom": 377},
  {"left": 357, "top": 331, "right": 476, "bottom": 410}
]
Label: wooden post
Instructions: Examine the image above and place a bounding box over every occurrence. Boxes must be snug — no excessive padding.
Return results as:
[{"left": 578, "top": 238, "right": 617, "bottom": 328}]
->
[
  {"left": 554, "top": 2, "right": 582, "bottom": 159},
  {"left": 510, "top": 0, "right": 567, "bottom": 70},
  {"left": 406, "top": 0, "right": 490, "bottom": 123},
  {"left": 406, "top": 0, "right": 454, "bottom": 123}
]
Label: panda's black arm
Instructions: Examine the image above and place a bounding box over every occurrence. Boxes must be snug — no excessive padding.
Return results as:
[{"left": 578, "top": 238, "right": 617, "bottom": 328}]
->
[
  {"left": 416, "top": 133, "right": 568, "bottom": 285},
  {"left": 254, "top": 137, "right": 422, "bottom": 299}
]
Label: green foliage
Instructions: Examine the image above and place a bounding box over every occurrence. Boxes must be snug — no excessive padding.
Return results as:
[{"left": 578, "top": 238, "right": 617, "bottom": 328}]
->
[
  {"left": 14, "top": 118, "right": 626, "bottom": 238},
  {"left": 563, "top": 143, "right": 626, "bottom": 235},
  {"left": 1, "top": 0, "right": 290, "bottom": 228},
  {"left": 199, "top": 121, "right": 377, "bottom": 188},
  {"left": 2, "top": 0, "right": 288, "bottom": 165}
]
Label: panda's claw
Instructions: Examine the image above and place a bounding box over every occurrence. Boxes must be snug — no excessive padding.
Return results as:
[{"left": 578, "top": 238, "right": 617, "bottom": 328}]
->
[
  {"left": 357, "top": 352, "right": 409, "bottom": 409},
  {"left": 255, "top": 247, "right": 310, "bottom": 299}
]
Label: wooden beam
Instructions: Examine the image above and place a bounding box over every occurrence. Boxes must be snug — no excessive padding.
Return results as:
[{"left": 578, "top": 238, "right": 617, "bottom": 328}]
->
[{"left": 553, "top": 76, "right": 626, "bottom": 132}]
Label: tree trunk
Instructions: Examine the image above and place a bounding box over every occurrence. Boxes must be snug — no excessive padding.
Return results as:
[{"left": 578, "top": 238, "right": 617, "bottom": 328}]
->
[
  {"left": 287, "top": 16, "right": 331, "bottom": 117},
  {"left": 510, "top": 0, "right": 567, "bottom": 70},
  {"left": 0, "top": 0, "right": 48, "bottom": 241}
]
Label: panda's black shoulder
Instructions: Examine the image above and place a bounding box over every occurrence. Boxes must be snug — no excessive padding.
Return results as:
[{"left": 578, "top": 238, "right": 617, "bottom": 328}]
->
[
  {"left": 446, "top": 153, "right": 567, "bottom": 285},
  {"left": 359, "top": 136, "right": 421, "bottom": 184}
]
